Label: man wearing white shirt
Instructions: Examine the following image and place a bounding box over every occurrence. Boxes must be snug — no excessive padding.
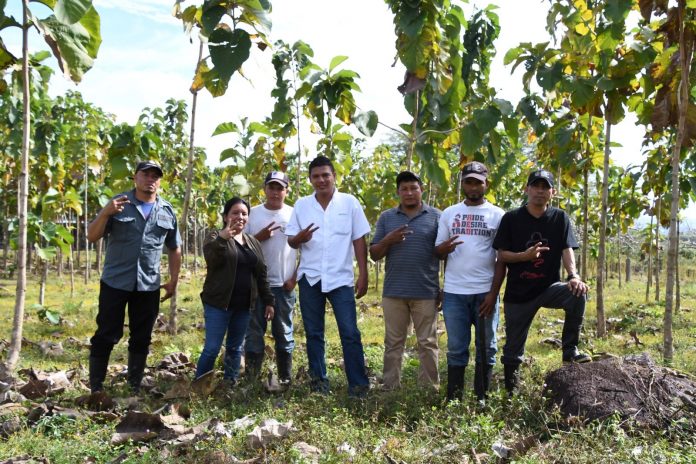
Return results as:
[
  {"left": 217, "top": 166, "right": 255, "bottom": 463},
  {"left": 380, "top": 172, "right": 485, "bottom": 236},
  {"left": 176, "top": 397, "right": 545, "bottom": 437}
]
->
[
  {"left": 245, "top": 171, "right": 298, "bottom": 385},
  {"left": 286, "top": 156, "right": 370, "bottom": 397},
  {"left": 435, "top": 161, "right": 505, "bottom": 402}
]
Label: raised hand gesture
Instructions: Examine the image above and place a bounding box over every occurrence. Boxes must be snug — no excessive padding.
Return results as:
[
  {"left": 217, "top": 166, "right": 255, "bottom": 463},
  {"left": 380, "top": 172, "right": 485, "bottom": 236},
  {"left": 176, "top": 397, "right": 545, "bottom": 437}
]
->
[
  {"left": 383, "top": 224, "right": 414, "bottom": 246},
  {"left": 104, "top": 195, "right": 130, "bottom": 216},
  {"left": 255, "top": 221, "right": 282, "bottom": 242}
]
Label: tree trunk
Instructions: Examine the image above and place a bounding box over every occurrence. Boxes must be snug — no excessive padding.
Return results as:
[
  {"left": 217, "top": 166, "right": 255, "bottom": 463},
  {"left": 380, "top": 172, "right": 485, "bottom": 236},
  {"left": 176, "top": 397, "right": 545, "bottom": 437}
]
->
[
  {"left": 84, "top": 126, "right": 90, "bottom": 285},
  {"left": 646, "top": 214, "right": 653, "bottom": 303},
  {"left": 179, "top": 40, "right": 204, "bottom": 276},
  {"left": 375, "top": 259, "right": 380, "bottom": 294},
  {"left": 616, "top": 213, "right": 622, "bottom": 288},
  {"left": 595, "top": 115, "right": 611, "bottom": 338},
  {"left": 6, "top": 1, "right": 31, "bottom": 371},
  {"left": 655, "top": 196, "right": 661, "bottom": 302},
  {"left": 193, "top": 208, "right": 199, "bottom": 275},
  {"left": 76, "top": 214, "right": 81, "bottom": 268},
  {"left": 406, "top": 89, "right": 420, "bottom": 170},
  {"left": 582, "top": 168, "right": 589, "bottom": 281},
  {"left": 2, "top": 206, "right": 8, "bottom": 273},
  {"left": 68, "top": 244, "right": 75, "bottom": 298},
  {"left": 675, "top": 219, "right": 680, "bottom": 314},
  {"left": 625, "top": 256, "right": 631, "bottom": 283},
  {"left": 167, "top": 289, "right": 178, "bottom": 335},
  {"left": 664, "top": 0, "right": 691, "bottom": 363},
  {"left": 39, "top": 259, "right": 47, "bottom": 306},
  {"left": 56, "top": 247, "right": 63, "bottom": 278}
]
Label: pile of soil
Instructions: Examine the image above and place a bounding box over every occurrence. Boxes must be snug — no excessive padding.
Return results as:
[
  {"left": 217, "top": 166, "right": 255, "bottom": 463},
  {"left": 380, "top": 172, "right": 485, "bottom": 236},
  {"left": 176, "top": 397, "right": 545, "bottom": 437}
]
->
[{"left": 544, "top": 353, "right": 696, "bottom": 430}]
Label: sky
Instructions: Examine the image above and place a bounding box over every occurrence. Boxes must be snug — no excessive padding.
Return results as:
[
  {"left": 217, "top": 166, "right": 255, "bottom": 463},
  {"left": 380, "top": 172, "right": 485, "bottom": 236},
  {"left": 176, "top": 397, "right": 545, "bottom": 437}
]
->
[{"left": 6, "top": 0, "right": 695, "bottom": 224}]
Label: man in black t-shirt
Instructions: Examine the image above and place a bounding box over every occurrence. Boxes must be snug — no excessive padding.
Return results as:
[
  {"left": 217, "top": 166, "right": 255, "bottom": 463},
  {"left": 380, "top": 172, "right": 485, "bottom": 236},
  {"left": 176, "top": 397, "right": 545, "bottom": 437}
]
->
[{"left": 492, "top": 169, "right": 590, "bottom": 394}]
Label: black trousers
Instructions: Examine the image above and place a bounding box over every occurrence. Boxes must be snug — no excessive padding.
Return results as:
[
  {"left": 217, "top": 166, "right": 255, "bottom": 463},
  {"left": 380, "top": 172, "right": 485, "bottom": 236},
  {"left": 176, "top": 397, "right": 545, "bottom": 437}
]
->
[{"left": 89, "top": 281, "right": 160, "bottom": 358}]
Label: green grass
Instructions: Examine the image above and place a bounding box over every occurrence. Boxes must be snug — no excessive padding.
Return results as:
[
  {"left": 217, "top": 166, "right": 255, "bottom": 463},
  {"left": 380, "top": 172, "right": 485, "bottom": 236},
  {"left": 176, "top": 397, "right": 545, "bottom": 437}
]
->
[{"left": 0, "top": 264, "right": 694, "bottom": 463}]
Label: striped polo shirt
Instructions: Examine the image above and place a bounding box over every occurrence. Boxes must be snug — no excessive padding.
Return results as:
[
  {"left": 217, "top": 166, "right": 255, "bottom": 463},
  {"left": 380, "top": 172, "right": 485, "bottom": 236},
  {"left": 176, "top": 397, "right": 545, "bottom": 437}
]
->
[{"left": 371, "top": 204, "right": 441, "bottom": 299}]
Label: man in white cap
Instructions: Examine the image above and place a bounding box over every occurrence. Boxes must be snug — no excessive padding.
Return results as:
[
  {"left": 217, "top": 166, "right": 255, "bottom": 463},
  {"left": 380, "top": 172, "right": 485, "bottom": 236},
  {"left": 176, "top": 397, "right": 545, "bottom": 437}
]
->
[{"left": 244, "top": 171, "right": 297, "bottom": 385}]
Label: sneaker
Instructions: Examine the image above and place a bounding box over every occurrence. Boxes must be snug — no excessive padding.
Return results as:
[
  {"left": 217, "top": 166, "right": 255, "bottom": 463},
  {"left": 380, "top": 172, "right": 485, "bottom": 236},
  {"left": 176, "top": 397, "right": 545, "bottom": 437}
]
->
[{"left": 562, "top": 351, "right": 592, "bottom": 363}]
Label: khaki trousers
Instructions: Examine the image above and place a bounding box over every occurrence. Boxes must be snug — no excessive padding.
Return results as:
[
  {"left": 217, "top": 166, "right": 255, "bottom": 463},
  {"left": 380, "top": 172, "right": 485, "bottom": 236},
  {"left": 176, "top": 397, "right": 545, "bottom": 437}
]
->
[{"left": 382, "top": 297, "right": 439, "bottom": 389}]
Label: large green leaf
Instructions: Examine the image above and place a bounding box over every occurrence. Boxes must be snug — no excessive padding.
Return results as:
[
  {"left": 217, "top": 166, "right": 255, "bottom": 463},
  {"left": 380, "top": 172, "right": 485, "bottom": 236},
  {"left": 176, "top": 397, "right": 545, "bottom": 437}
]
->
[
  {"left": 329, "top": 55, "right": 349, "bottom": 72},
  {"left": 35, "top": 245, "right": 57, "bottom": 261},
  {"left": 201, "top": 5, "right": 225, "bottom": 36},
  {"left": 460, "top": 123, "right": 483, "bottom": 154},
  {"left": 473, "top": 107, "right": 501, "bottom": 134},
  {"left": 34, "top": 6, "right": 101, "bottom": 83},
  {"left": 537, "top": 62, "right": 563, "bottom": 91},
  {"left": 238, "top": 7, "right": 271, "bottom": 36},
  {"left": 248, "top": 121, "right": 272, "bottom": 135},
  {"left": 569, "top": 78, "right": 595, "bottom": 108},
  {"left": 604, "top": 0, "right": 632, "bottom": 24},
  {"left": 55, "top": 0, "right": 93, "bottom": 25},
  {"left": 220, "top": 148, "right": 242, "bottom": 163},
  {"left": 208, "top": 27, "right": 251, "bottom": 79},
  {"left": 212, "top": 121, "right": 239, "bottom": 136},
  {"left": 0, "top": 42, "right": 17, "bottom": 71},
  {"left": 353, "top": 110, "right": 378, "bottom": 137}
]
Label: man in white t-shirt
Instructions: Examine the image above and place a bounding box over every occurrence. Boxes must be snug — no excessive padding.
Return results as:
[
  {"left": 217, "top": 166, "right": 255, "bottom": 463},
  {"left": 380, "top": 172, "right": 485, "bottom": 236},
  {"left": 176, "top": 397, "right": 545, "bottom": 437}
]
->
[
  {"left": 435, "top": 161, "right": 505, "bottom": 402},
  {"left": 286, "top": 156, "right": 371, "bottom": 397},
  {"left": 244, "top": 171, "right": 298, "bottom": 385}
]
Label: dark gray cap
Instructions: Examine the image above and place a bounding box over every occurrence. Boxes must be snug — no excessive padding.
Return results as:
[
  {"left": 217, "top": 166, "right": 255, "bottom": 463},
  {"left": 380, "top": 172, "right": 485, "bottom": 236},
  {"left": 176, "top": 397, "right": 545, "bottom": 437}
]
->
[
  {"left": 527, "top": 169, "right": 555, "bottom": 188},
  {"left": 461, "top": 161, "right": 489, "bottom": 182},
  {"left": 135, "top": 160, "right": 163, "bottom": 177}
]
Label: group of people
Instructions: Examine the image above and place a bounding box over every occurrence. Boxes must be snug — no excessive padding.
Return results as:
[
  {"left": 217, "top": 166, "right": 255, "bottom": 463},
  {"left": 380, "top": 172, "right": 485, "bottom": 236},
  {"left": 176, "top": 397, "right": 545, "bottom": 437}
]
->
[{"left": 86, "top": 155, "right": 590, "bottom": 401}]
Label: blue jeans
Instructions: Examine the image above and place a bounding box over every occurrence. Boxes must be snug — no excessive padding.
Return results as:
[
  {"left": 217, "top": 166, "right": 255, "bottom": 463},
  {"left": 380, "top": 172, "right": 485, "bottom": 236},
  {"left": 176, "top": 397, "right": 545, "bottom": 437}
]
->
[
  {"left": 298, "top": 277, "right": 369, "bottom": 391},
  {"left": 245, "top": 287, "right": 296, "bottom": 354},
  {"left": 195, "top": 303, "right": 251, "bottom": 381},
  {"left": 442, "top": 292, "right": 499, "bottom": 367}
]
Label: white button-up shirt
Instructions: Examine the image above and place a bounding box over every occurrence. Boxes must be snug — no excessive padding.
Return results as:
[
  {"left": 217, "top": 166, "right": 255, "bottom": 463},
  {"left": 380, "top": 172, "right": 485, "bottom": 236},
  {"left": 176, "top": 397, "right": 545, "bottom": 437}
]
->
[{"left": 286, "top": 190, "right": 370, "bottom": 292}]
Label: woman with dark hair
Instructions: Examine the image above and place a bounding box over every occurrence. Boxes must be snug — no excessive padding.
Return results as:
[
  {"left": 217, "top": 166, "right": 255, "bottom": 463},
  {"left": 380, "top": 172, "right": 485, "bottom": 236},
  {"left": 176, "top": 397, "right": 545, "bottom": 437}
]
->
[{"left": 196, "top": 197, "right": 275, "bottom": 385}]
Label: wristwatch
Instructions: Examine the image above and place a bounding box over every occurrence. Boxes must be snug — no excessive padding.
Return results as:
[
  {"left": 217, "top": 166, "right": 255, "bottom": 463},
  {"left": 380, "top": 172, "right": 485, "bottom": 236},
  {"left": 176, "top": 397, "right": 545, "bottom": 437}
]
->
[{"left": 567, "top": 274, "right": 580, "bottom": 281}]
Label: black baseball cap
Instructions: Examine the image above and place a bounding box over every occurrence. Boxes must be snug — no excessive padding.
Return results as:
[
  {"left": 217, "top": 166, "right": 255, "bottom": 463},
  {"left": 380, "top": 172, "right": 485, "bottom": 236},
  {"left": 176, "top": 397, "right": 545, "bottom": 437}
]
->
[
  {"left": 135, "top": 160, "right": 163, "bottom": 177},
  {"left": 527, "top": 169, "right": 555, "bottom": 188},
  {"left": 265, "top": 171, "right": 289, "bottom": 187},
  {"left": 396, "top": 171, "right": 422, "bottom": 187},
  {"left": 461, "top": 161, "right": 489, "bottom": 182}
]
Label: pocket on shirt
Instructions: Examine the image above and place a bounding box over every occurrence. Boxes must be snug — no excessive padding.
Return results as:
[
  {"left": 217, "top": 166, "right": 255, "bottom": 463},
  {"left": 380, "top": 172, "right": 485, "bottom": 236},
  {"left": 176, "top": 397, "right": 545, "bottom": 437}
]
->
[
  {"left": 156, "top": 215, "right": 175, "bottom": 231},
  {"left": 112, "top": 215, "right": 135, "bottom": 227},
  {"left": 332, "top": 214, "right": 351, "bottom": 235}
]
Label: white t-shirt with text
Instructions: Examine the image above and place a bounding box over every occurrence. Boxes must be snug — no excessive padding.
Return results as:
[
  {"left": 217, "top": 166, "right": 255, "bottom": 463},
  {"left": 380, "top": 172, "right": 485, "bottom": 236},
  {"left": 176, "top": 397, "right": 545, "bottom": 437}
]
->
[{"left": 435, "top": 201, "right": 505, "bottom": 294}]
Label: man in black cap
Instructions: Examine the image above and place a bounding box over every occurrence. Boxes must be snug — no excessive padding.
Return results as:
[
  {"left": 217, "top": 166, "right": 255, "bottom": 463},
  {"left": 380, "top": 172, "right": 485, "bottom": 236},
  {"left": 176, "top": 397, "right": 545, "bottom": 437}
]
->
[
  {"left": 86, "top": 160, "right": 181, "bottom": 394},
  {"left": 492, "top": 169, "right": 590, "bottom": 395}
]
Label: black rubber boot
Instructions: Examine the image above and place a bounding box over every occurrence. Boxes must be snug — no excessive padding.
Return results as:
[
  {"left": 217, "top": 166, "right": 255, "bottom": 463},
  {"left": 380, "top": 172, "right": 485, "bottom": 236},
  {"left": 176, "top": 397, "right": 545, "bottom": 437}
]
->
[
  {"left": 245, "top": 351, "right": 265, "bottom": 378},
  {"left": 503, "top": 363, "right": 520, "bottom": 396},
  {"left": 89, "top": 356, "right": 109, "bottom": 393},
  {"left": 127, "top": 352, "right": 148, "bottom": 393},
  {"left": 474, "top": 363, "right": 494, "bottom": 401},
  {"left": 276, "top": 351, "right": 293, "bottom": 385},
  {"left": 446, "top": 365, "right": 465, "bottom": 403}
]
